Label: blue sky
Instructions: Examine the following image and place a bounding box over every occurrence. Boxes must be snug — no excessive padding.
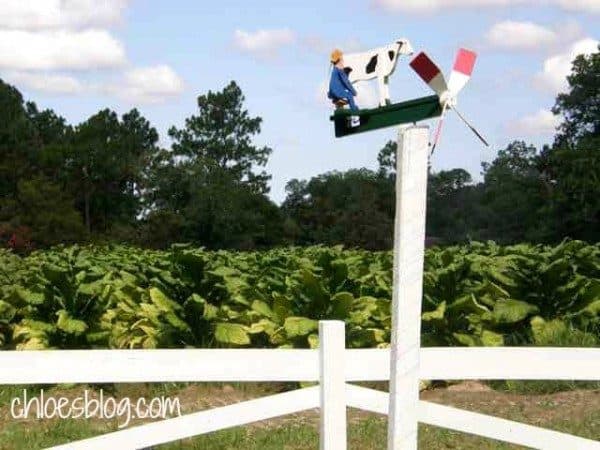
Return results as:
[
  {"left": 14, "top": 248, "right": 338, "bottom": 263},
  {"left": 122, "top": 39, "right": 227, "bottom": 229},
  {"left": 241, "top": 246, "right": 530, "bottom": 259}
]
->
[{"left": 0, "top": 0, "right": 598, "bottom": 202}]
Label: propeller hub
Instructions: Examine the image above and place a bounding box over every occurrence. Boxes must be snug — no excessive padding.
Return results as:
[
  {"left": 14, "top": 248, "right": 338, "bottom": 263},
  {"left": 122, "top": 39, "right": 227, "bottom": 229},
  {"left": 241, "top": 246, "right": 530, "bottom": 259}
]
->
[{"left": 439, "top": 90, "right": 457, "bottom": 108}]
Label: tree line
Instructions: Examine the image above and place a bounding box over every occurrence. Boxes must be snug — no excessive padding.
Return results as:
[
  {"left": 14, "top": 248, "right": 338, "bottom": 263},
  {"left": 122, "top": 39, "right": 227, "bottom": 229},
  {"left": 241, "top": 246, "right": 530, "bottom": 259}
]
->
[{"left": 0, "top": 47, "right": 598, "bottom": 252}]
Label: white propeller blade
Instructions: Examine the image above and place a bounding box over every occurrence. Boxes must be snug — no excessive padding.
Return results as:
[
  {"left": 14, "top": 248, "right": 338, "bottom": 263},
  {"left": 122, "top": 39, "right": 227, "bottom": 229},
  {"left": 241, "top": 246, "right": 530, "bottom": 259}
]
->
[
  {"left": 447, "top": 48, "right": 477, "bottom": 96},
  {"left": 409, "top": 52, "right": 448, "bottom": 97}
]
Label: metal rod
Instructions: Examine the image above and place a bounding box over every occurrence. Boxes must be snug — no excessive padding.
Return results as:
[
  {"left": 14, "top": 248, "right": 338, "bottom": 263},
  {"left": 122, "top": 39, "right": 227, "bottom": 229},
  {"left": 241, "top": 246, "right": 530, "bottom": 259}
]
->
[{"left": 452, "top": 106, "right": 490, "bottom": 147}]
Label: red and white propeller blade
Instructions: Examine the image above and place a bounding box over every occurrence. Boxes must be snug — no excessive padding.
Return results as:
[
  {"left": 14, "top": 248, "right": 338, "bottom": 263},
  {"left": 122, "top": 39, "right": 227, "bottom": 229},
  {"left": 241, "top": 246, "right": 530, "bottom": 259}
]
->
[
  {"left": 430, "top": 102, "right": 449, "bottom": 155},
  {"left": 409, "top": 52, "right": 448, "bottom": 97},
  {"left": 447, "top": 48, "right": 477, "bottom": 96}
]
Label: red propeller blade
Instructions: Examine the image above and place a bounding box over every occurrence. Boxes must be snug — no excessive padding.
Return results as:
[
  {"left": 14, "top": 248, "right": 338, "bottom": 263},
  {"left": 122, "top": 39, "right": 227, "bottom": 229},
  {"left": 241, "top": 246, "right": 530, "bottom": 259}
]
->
[{"left": 409, "top": 52, "right": 448, "bottom": 97}]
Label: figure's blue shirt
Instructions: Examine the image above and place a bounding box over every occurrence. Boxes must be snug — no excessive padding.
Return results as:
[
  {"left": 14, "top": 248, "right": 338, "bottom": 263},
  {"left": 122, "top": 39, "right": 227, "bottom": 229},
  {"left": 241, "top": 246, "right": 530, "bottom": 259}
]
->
[{"left": 328, "top": 66, "right": 356, "bottom": 99}]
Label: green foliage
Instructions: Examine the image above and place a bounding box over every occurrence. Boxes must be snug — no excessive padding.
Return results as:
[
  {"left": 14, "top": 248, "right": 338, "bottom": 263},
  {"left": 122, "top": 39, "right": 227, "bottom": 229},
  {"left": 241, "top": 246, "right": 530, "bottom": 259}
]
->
[
  {"left": 69, "top": 108, "right": 159, "bottom": 234},
  {"left": 0, "top": 177, "right": 86, "bottom": 247},
  {"left": 3, "top": 47, "right": 599, "bottom": 252},
  {"left": 146, "top": 81, "right": 282, "bottom": 249},
  {"left": 168, "top": 80, "right": 272, "bottom": 194},
  {"left": 0, "top": 79, "right": 37, "bottom": 198},
  {"left": 282, "top": 169, "right": 394, "bottom": 249},
  {"left": 0, "top": 79, "right": 163, "bottom": 248},
  {"left": 0, "top": 242, "right": 597, "bottom": 352},
  {"left": 553, "top": 44, "right": 600, "bottom": 146}
]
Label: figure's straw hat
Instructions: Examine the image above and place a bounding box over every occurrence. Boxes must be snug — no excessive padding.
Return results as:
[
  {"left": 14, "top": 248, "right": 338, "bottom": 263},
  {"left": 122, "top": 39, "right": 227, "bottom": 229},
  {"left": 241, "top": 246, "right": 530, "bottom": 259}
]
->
[{"left": 330, "top": 49, "right": 343, "bottom": 64}]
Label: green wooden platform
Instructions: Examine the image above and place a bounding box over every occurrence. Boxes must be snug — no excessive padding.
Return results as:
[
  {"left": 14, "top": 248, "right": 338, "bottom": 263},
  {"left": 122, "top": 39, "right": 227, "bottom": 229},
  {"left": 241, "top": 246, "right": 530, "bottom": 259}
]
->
[{"left": 330, "top": 95, "right": 443, "bottom": 138}]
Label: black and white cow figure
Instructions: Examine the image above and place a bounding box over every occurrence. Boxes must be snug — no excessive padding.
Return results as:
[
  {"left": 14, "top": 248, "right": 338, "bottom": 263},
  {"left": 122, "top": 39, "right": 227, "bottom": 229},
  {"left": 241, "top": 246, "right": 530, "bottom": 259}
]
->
[{"left": 343, "top": 39, "right": 414, "bottom": 107}]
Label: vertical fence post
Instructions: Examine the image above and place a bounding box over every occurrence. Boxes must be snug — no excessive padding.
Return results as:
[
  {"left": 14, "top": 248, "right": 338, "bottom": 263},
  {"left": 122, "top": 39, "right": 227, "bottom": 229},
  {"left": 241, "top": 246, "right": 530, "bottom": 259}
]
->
[
  {"left": 387, "top": 126, "right": 430, "bottom": 450},
  {"left": 319, "top": 320, "right": 347, "bottom": 450}
]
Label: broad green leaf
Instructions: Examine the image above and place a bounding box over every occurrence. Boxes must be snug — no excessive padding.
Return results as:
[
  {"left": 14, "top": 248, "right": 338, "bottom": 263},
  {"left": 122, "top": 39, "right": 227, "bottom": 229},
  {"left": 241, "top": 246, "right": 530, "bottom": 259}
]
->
[
  {"left": 308, "top": 333, "right": 319, "bottom": 349},
  {"left": 86, "top": 331, "right": 110, "bottom": 345},
  {"left": 490, "top": 300, "right": 538, "bottom": 324},
  {"left": 14, "top": 287, "right": 45, "bottom": 305},
  {"left": 268, "top": 327, "right": 287, "bottom": 345},
  {"left": 481, "top": 330, "right": 504, "bottom": 346},
  {"left": 16, "top": 337, "right": 48, "bottom": 350},
  {"left": 447, "top": 294, "right": 489, "bottom": 315},
  {"left": 203, "top": 303, "right": 219, "bottom": 320},
  {"left": 349, "top": 327, "right": 385, "bottom": 347},
  {"left": 214, "top": 323, "right": 250, "bottom": 345},
  {"left": 530, "top": 316, "right": 568, "bottom": 345},
  {"left": 251, "top": 300, "right": 275, "bottom": 319},
  {"left": 422, "top": 301, "right": 446, "bottom": 322},
  {"left": 56, "top": 310, "right": 88, "bottom": 335},
  {"left": 149, "top": 287, "right": 181, "bottom": 312},
  {"left": 13, "top": 319, "right": 54, "bottom": 349},
  {"left": 77, "top": 281, "right": 104, "bottom": 298},
  {"left": 163, "top": 312, "right": 190, "bottom": 332},
  {"left": 272, "top": 294, "right": 292, "bottom": 323},
  {"left": 453, "top": 333, "right": 481, "bottom": 347},
  {"left": 284, "top": 317, "right": 318, "bottom": 338},
  {"left": 579, "top": 300, "right": 600, "bottom": 317},
  {"left": 0, "top": 300, "right": 16, "bottom": 322},
  {"left": 330, "top": 292, "right": 353, "bottom": 319},
  {"left": 186, "top": 293, "right": 205, "bottom": 305},
  {"left": 247, "top": 319, "right": 277, "bottom": 335}
]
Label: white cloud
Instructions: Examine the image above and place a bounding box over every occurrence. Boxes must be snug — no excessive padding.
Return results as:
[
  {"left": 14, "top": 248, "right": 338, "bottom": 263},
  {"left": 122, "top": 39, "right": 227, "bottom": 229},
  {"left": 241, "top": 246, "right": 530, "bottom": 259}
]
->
[
  {"left": 303, "top": 35, "right": 364, "bottom": 55},
  {"left": 0, "top": 29, "right": 127, "bottom": 71},
  {"left": 233, "top": 29, "right": 295, "bottom": 60},
  {"left": 554, "top": 0, "right": 600, "bottom": 13},
  {"left": 3, "top": 71, "right": 84, "bottom": 94},
  {"left": 511, "top": 109, "right": 561, "bottom": 135},
  {"left": 0, "top": 1, "right": 186, "bottom": 105},
  {"left": 2, "top": 66, "right": 185, "bottom": 103},
  {"left": 535, "top": 38, "right": 599, "bottom": 92},
  {"left": 107, "top": 65, "right": 185, "bottom": 104},
  {"left": 372, "top": 0, "right": 600, "bottom": 13},
  {"left": 0, "top": 0, "right": 129, "bottom": 30},
  {"left": 486, "top": 21, "right": 557, "bottom": 50},
  {"left": 373, "top": 0, "right": 525, "bottom": 13},
  {"left": 485, "top": 20, "right": 583, "bottom": 51}
]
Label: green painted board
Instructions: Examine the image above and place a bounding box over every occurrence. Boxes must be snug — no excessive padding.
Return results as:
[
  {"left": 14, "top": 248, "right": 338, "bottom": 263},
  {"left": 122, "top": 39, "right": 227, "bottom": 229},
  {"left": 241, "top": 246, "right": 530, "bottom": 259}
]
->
[{"left": 330, "top": 95, "right": 442, "bottom": 138}]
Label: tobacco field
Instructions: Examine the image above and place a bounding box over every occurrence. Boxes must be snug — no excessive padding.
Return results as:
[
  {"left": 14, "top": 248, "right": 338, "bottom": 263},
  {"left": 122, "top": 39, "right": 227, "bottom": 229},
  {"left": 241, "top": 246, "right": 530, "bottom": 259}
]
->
[{"left": 0, "top": 241, "right": 598, "bottom": 351}]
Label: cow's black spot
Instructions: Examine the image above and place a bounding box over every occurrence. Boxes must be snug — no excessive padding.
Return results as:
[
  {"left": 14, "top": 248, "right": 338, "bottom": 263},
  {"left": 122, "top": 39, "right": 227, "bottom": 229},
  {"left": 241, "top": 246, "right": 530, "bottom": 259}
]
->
[
  {"left": 388, "top": 50, "right": 395, "bottom": 61},
  {"left": 366, "top": 55, "right": 378, "bottom": 74},
  {"left": 343, "top": 67, "right": 353, "bottom": 75}
]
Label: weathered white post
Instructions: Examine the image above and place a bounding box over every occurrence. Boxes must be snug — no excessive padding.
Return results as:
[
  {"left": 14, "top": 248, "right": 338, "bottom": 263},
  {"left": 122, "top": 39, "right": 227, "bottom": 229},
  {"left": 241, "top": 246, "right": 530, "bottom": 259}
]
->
[
  {"left": 319, "top": 320, "right": 347, "bottom": 450},
  {"left": 387, "top": 126, "right": 430, "bottom": 450}
]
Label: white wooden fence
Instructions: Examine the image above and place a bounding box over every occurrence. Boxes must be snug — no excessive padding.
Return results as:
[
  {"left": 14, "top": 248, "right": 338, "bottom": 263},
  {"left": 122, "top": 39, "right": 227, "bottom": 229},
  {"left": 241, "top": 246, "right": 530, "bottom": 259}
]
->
[
  {"left": 1, "top": 320, "right": 600, "bottom": 450},
  {"left": 2, "top": 127, "right": 599, "bottom": 449}
]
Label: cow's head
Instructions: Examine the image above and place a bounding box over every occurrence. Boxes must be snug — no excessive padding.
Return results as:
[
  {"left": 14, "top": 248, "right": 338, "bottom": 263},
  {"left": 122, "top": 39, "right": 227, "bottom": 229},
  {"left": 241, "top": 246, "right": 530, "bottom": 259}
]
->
[{"left": 396, "top": 38, "right": 414, "bottom": 56}]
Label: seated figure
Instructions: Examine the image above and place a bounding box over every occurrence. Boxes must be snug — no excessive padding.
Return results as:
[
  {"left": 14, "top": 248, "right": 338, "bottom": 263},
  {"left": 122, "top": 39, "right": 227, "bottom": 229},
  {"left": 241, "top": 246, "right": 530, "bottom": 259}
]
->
[{"left": 328, "top": 49, "right": 360, "bottom": 127}]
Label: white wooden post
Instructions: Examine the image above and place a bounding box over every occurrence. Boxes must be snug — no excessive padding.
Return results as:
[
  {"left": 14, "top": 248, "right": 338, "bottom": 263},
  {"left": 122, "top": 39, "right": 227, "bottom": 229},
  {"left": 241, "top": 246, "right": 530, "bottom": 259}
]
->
[
  {"left": 319, "top": 320, "right": 347, "bottom": 450},
  {"left": 387, "top": 126, "right": 430, "bottom": 450}
]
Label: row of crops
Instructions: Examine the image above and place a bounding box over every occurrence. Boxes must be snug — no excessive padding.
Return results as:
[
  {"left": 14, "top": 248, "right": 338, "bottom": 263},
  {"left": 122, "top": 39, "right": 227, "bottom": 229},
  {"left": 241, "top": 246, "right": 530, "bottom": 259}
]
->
[{"left": 0, "top": 241, "right": 598, "bottom": 351}]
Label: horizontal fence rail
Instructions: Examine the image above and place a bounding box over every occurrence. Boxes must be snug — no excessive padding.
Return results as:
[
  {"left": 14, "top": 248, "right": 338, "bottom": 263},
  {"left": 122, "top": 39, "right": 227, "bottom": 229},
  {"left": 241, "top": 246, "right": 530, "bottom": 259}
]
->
[
  {"left": 47, "top": 387, "right": 320, "bottom": 450},
  {"left": 346, "top": 385, "right": 600, "bottom": 450},
  {"left": 1, "top": 347, "right": 599, "bottom": 384}
]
